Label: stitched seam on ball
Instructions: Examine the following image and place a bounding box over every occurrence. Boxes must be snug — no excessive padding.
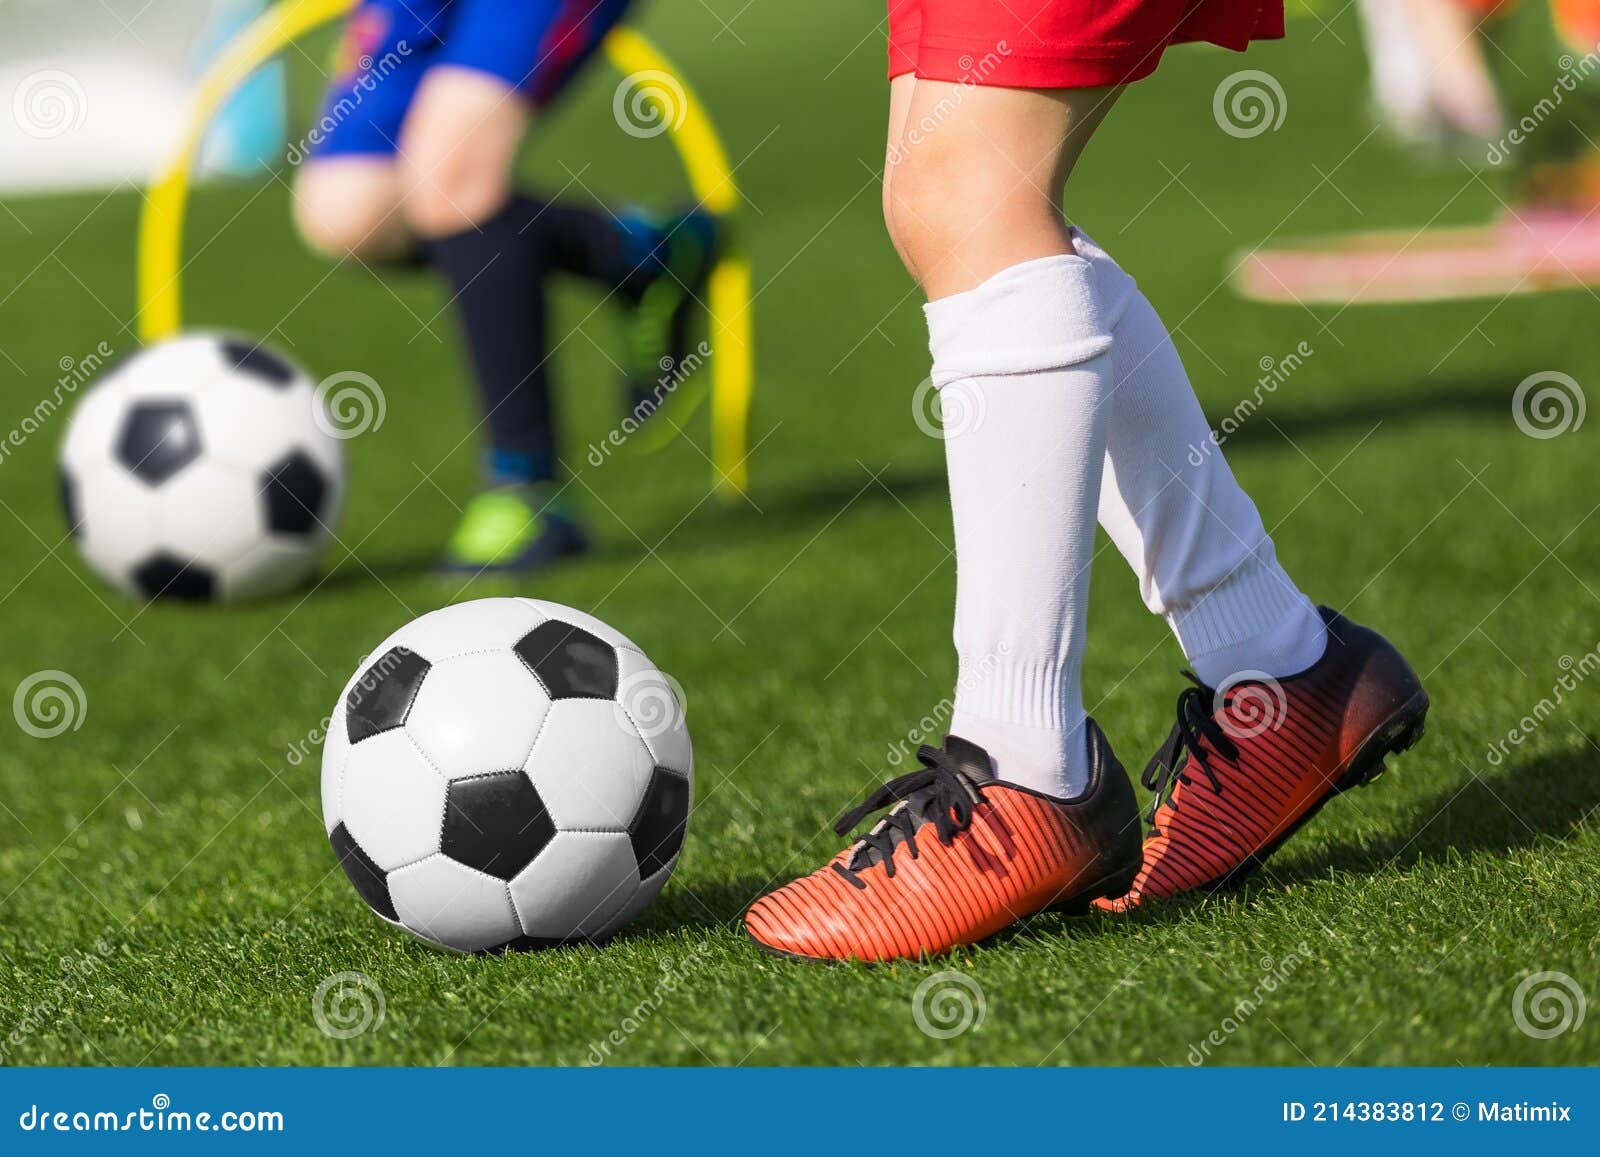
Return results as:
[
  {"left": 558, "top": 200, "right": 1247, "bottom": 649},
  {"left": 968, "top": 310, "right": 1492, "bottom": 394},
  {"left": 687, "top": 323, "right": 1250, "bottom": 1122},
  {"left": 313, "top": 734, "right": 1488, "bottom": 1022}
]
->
[
  {"left": 517, "top": 694, "right": 554, "bottom": 770},
  {"left": 400, "top": 728, "right": 453, "bottom": 784}
]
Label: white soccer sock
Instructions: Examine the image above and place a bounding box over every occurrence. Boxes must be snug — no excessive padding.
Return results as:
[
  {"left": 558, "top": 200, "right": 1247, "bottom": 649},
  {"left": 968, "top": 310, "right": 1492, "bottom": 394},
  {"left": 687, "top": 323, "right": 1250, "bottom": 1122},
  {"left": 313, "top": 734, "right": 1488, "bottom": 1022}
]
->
[
  {"left": 1073, "top": 229, "right": 1327, "bottom": 689},
  {"left": 925, "top": 253, "right": 1113, "bottom": 797}
]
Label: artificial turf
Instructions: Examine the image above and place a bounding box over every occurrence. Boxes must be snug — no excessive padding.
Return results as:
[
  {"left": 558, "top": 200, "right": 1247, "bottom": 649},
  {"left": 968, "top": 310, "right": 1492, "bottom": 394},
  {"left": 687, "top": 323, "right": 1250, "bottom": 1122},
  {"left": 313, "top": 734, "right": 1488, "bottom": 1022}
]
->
[{"left": 0, "top": 2, "right": 1596, "bottom": 1066}]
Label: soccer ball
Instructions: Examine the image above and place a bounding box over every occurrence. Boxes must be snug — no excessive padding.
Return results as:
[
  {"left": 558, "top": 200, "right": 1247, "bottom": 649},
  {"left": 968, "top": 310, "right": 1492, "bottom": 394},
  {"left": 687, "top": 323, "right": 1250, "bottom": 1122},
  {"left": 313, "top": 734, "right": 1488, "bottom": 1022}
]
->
[
  {"left": 59, "top": 332, "right": 344, "bottom": 601},
  {"left": 320, "top": 598, "right": 693, "bottom": 953}
]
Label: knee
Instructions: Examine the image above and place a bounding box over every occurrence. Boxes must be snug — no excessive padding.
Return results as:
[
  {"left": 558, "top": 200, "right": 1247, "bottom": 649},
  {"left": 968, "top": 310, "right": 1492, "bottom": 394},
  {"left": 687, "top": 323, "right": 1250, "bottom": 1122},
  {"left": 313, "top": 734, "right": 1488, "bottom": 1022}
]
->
[
  {"left": 293, "top": 162, "right": 407, "bottom": 261},
  {"left": 882, "top": 145, "right": 987, "bottom": 282},
  {"left": 884, "top": 143, "right": 1066, "bottom": 296},
  {"left": 398, "top": 142, "right": 509, "bottom": 238}
]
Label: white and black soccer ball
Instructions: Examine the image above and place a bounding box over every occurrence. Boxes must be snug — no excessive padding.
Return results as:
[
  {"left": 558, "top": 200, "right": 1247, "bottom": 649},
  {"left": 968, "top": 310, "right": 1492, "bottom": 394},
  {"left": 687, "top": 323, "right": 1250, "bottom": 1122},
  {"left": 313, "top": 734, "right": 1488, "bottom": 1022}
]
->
[
  {"left": 320, "top": 598, "right": 693, "bottom": 953},
  {"left": 59, "top": 332, "right": 344, "bottom": 601}
]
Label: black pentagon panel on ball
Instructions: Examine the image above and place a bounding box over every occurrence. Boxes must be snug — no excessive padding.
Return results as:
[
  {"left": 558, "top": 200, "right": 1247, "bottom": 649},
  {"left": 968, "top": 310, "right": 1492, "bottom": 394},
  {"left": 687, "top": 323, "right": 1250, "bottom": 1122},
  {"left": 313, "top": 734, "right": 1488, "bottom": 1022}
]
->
[
  {"left": 345, "top": 647, "right": 430, "bottom": 744},
  {"left": 629, "top": 767, "right": 689, "bottom": 879},
  {"left": 115, "top": 401, "right": 202, "bottom": 485},
  {"left": 442, "top": 772, "right": 556, "bottom": 880},
  {"left": 132, "top": 553, "right": 215, "bottom": 602},
  {"left": 260, "top": 450, "right": 328, "bottom": 536},
  {"left": 222, "top": 339, "right": 297, "bottom": 387},
  {"left": 513, "top": 619, "right": 619, "bottom": 700},
  {"left": 329, "top": 822, "right": 397, "bottom": 921},
  {"left": 59, "top": 470, "right": 81, "bottom": 540}
]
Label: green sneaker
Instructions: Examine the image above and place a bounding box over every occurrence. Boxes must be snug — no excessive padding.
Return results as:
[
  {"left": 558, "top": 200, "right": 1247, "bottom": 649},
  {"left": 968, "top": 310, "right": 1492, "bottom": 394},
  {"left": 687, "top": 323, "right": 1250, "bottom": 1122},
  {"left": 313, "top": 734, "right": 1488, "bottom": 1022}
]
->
[
  {"left": 620, "top": 207, "right": 721, "bottom": 424},
  {"left": 439, "top": 484, "right": 587, "bottom": 576}
]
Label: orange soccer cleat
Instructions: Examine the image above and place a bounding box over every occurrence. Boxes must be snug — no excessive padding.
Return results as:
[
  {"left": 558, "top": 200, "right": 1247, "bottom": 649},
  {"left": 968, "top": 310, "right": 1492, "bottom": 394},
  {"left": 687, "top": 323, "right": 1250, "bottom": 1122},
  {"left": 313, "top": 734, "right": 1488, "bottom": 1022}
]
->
[
  {"left": 744, "top": 723, "right": 1144, "bottom": 962},
  {"left": 1098, "top": 608, "right": 1429, "bottom": 912}
]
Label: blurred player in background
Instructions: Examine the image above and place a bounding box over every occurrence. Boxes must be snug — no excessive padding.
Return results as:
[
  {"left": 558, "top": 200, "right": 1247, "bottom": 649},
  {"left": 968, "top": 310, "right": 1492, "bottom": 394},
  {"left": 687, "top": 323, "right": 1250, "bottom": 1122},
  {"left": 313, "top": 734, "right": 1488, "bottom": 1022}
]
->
[
  {"left": 744, "top": 0, "right": 1430, "bottom": 963},
  {"left": 293, "top": 0, "right": 718, "bottom": 574},
  {"left": 1241, "top": 0, "right": 1600, "bottom": 302}
]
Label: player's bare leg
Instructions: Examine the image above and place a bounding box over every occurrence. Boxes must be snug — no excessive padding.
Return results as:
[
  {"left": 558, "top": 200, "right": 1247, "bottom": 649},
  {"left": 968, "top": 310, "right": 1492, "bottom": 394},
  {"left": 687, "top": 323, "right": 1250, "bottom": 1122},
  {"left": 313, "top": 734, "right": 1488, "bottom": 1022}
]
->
[
  {"left": 293, "top": 159, "right": 414, "bottom": 263},
  {"left": 747, "top": 79, "right": 1148, "bottom": 962}
]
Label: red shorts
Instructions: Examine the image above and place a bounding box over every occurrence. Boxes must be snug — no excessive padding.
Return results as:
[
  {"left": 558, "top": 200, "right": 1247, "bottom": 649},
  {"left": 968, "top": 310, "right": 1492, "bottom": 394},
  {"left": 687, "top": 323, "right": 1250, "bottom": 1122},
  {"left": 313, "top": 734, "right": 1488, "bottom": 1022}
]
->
[{"left": 887, "top": 0, "right": 1286, "bottom": 88}]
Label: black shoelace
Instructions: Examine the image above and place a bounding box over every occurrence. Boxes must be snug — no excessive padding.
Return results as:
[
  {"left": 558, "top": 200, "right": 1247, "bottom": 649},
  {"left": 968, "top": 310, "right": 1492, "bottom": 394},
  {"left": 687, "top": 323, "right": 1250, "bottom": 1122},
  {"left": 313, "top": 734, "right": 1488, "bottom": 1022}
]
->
[
  {"left": 1141, "top": 672, "right": 1240, "bottom": 831},
  {"left": 830, "top": 745, "right": 983, "bottom": 889}
]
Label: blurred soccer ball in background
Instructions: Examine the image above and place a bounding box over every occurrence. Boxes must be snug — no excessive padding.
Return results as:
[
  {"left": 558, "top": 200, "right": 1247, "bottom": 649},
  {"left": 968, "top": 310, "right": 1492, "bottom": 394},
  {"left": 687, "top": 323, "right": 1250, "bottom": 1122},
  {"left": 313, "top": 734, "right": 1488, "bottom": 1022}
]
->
[
  {"left": 321, "top": 598, "right": 693, "bottom": 953},
  {"left": 59, "top": 332, "right": 344, "bottom": 601}
]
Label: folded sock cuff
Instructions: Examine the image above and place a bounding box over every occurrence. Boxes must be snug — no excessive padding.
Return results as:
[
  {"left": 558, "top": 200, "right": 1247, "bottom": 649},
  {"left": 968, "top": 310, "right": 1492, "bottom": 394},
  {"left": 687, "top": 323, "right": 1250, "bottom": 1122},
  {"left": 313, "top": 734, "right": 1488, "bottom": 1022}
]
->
[
  {"left": 1068, "top": 226, "right": 1139, "bottom": 329},
  {"left": 924, "top": 253, "right": 1112, "bottom": 381}
]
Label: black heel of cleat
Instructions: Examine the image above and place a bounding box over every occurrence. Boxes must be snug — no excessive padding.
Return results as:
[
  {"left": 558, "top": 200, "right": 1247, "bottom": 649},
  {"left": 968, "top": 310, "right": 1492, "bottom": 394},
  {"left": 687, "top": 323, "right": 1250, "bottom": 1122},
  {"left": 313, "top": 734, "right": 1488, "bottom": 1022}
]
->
[{"left": 1339, "top": 691, "right": 1430, "bottom": 793}]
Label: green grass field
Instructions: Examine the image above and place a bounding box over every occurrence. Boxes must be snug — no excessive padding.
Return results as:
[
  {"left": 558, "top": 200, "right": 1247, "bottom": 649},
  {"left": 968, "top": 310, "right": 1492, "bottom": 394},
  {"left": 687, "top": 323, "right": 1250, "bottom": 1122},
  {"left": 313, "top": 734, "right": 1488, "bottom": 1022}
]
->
[{"left": 1, "top": 3, "right": 1596, "bottom": 1067}]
